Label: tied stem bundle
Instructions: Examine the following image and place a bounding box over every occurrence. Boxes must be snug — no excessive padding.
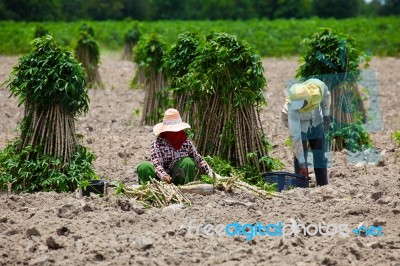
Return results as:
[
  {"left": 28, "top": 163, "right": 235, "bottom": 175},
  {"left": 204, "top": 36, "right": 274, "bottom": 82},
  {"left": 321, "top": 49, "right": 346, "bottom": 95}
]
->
[
  {"left": 186, "top": 173, "right": 276, "bottom": 200},
  {"left": 121, "top": 179, "right": 191, "bottom": 208},
  {"left": 133, "top": 34, "right": 168, "bottom": 125}
]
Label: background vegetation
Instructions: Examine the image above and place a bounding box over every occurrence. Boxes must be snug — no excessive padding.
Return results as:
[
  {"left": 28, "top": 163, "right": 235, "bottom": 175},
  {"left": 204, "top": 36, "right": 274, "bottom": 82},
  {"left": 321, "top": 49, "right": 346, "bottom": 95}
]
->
[
  {"left": 0, "top": 0, "right": 398, "bottom": 21},
  {"left": 0, "top": 17, "right": 399, "bottom": 56}
]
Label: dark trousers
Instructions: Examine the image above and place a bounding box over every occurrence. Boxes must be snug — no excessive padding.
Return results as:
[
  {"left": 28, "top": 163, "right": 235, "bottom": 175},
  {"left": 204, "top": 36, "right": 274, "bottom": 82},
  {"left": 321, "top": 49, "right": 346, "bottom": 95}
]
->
[{"left": 294, "top": 123, "right": 328, "bottom": 186}]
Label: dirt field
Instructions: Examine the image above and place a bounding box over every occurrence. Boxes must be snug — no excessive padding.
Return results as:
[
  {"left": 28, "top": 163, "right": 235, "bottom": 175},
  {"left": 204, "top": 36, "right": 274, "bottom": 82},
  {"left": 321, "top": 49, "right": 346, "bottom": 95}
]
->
[{"left": 0, "top": 53, "right": 399, "bottom": 266}]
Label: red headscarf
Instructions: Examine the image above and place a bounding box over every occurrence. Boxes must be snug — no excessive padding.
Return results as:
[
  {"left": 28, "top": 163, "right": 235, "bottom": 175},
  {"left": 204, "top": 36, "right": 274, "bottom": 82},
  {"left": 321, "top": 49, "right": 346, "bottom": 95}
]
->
[{"left": 159, "top": 130, "right": 188, "bottom": 150}]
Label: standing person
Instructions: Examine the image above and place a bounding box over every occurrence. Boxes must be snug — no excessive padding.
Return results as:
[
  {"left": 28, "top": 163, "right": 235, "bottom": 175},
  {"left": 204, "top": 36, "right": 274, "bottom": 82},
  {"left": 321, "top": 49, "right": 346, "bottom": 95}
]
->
[
  {"left": 281, "top": 78, "right": 331, "bottom": 186},
  {"left": 137, "top": 108, "right": 220, "bottom": 185}
]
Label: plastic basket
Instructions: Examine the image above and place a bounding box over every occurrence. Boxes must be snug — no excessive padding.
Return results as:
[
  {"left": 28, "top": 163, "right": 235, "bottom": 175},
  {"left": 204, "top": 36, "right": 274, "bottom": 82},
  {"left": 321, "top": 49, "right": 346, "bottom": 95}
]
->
[{"left": 263, "top": 172, "right": 309, "bottom": 192}]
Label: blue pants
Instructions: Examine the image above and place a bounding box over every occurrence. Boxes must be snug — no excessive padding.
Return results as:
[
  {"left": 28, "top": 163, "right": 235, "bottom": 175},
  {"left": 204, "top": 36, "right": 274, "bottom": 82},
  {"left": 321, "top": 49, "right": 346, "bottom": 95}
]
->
[{"left": 294, "top": 123, "right": 328, "bottom": 186}]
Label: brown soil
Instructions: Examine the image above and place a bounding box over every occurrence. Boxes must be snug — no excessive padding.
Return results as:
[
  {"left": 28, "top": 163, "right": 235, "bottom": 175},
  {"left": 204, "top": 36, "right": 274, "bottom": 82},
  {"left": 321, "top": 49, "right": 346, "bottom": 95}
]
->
[{"left": 0, "top": 53, "right": 399, "bottom": 266}]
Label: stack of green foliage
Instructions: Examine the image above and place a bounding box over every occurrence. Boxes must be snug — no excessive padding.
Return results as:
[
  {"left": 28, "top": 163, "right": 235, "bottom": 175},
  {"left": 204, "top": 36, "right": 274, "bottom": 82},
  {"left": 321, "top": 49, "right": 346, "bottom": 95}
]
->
[
  {"left": 0, "top": 35, "right": 97, "bottom": 192},
  {"left": 34, "top": 25, "right": 49, "bottom": 39},
  {"left": 163, "top": 31, "right": 202, "bottom": 121},
  {"left": 133, "top": 34, "right": 169, "bottom": 125},
  {"left": 79, "top": 23, "right": 94, "bottom": 37},
  {"left": 122, "top": 23, "right": 141, "bottom": 61},
  {"left": 180, "top": 32, "right": 280, "bottom": 172},
  {"left": 75, "top": 25, "right": 102, "bottom": 88},
  {"left": 296, "top": 28, "right": 372, "bottom": 151}
]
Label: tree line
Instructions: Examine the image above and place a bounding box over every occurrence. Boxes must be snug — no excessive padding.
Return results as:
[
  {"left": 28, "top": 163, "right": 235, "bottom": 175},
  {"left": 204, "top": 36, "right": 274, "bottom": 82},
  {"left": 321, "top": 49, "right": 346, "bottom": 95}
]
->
[{"left": 0, "top": 0, "right": 399, "bottom": 21}]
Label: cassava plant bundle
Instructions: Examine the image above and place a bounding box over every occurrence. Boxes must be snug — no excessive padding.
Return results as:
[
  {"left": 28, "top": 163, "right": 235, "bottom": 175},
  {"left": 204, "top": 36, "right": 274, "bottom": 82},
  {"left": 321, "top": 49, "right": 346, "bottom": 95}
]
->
[
  {"left": 122, "top": 22, "right": 141, "bottom": 61},
  {"left": 79, "top": 23, "right": 95, "bottom": 37},
  {"left": 75, "top": 26, "right": 102, "bottom": 88},
  {"left": 0, "top": 35, "right": 97, "bottom": 192},
  {"left": 34, "top": 25, "right": 49, "bottom": 38},
  {"left": 296, "top": 28, "right": 371, "bottom": 151},
  {"left": 118, "top": 175, "right": 273, "bottom": 209},
  {"left": 163, "top": 32, "right": 202, "bottom": 121},
  {"left": 133, "top": 34, "right": 169, "bottom": 125},
  {"left": 117, "top": 179, "right": 191, "bottom": 208},
  {"left": 210, "top": 173, "right": 275, "bottom": 200},
  {"left": 182, "top": 32, "right": 275, "bottom": 172}
]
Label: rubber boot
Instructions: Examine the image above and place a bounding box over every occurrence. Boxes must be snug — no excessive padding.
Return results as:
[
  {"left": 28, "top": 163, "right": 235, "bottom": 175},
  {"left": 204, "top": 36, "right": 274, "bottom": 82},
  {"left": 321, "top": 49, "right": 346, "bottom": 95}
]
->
[{"left": 314, "top": 168, "right": 328, "bottom": 186}]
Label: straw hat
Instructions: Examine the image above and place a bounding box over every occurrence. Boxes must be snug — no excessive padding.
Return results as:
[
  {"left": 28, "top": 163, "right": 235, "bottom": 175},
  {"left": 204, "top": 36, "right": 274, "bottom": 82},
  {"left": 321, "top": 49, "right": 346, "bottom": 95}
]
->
[{"left": 153, "top": 108, "right": 191, "bottom": 136}]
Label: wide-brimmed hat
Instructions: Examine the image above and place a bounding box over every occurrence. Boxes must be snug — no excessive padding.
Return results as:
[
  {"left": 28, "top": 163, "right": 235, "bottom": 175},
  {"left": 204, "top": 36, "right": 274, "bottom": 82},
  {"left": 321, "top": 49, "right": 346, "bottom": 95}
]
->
[{"left": 153, "top": 108, "right": 191, "bottom": 136}]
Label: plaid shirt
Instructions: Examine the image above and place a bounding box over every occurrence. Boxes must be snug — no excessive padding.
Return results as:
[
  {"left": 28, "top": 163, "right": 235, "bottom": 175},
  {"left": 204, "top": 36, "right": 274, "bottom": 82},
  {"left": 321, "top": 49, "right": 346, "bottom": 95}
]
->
[{"left": 150, "top": 138, "right": 211, "bottom": 179}]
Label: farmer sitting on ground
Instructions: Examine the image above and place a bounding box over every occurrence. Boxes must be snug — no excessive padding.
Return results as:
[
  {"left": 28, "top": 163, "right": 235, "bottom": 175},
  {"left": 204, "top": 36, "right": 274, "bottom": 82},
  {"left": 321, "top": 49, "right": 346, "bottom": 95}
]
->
[
  {"left": 282, "top": 78, "right": 331, "bottom": 186},
  {"left": 137, "top": 108, "right": 219, "bottom": 185}
]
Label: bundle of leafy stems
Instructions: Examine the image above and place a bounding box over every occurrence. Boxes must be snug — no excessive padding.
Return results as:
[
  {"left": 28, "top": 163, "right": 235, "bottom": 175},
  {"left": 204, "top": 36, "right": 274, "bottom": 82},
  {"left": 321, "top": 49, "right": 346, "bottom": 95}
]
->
[
  {"left": 296, "top": 28, "right": 370, "bottom": 151},
  {"left": 140, "top": 71, "right": 168, "bottom": 125},
  {"left": 8, "top": 35, "right": 89, "bottom": 166},
  {"left": 133, "top": 34, "right": 169, "bottom": 125},
  {"left": 0, "top": 35, "right": 97, "bottom": 192},
  {"left": 75, "top": 29, "right": 102, "bottom": 88},
  {"left": 122, "top": 23, "right": 140, "bottom": 61},
  {"left": 163, "top": 31, "right": 201, "bottom": 121},
  {"left": 193, "top": 95, "right": 267, "bottom": 170},
  {"left": 21, "top": 103, "right": 77, "bottom": 167},
  {"left": 180, "top": 33, "right": 272, "bottom": 172}
]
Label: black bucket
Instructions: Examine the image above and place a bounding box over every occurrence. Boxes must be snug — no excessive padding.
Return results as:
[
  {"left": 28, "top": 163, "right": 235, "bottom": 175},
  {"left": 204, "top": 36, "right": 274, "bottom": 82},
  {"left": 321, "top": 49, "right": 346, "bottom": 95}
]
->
[
  {"left": 81, "top": 180, "right": 108, "bottom": 197},
  {"left": 263, "top": 172, "right": 309, "bottom": 192}
]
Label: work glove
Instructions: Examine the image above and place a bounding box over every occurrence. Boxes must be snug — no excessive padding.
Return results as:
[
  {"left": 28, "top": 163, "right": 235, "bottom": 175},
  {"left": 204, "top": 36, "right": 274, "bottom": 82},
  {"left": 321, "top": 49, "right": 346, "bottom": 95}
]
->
[
  {"left": 162, "top": 175, "right": 172, "bottom": 184},
  {"left": 298, "top": 163, "right": 308, "bottom": 177},
  {"left": 299, "top": 168, "right": 308, "bottom": 177},
  {"left": 208, "top": 170, "right": 222, "bottom": 180}
]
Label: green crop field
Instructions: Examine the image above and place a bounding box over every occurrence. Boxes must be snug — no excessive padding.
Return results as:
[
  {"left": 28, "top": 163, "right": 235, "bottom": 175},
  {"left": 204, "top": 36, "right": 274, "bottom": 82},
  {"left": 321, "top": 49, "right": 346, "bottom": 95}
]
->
[{"left": 0, "top": 17, "right": 399, "bottom": 57}]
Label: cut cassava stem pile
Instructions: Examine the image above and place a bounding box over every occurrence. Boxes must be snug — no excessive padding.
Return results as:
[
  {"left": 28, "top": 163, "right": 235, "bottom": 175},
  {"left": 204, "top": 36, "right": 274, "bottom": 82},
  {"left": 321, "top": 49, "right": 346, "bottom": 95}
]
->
[
  {"left": 120, "top": 179, "right": 191, "bottom": 208},
  {"left": 187, "top": 174, "right": 276, "bottom": 200},
  {"left": 120, "top": 174, "right": 274, "bottom": 208}
]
